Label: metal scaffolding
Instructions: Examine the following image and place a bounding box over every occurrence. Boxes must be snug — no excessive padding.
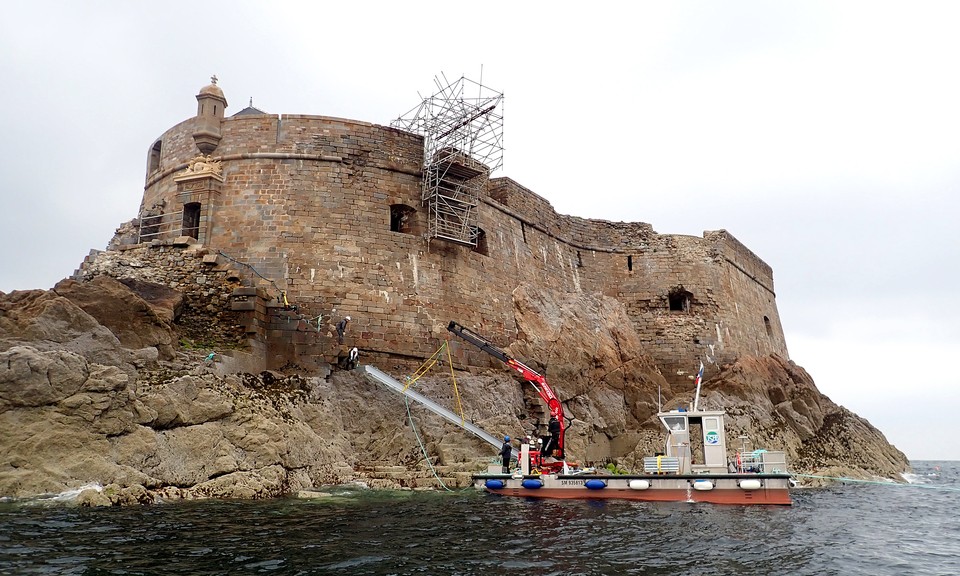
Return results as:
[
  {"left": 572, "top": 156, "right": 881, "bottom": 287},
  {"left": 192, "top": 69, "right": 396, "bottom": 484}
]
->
[{"left": 392, "top": 74, "right": 504, "bottom": 246}]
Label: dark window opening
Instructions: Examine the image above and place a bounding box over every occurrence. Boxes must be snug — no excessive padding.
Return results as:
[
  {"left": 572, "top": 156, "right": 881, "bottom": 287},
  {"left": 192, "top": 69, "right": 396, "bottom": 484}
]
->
[
  {"left": 472, "top": 227, "right": 488, "bottom": 256},
  {"left": 764, "top": 316, "right": 773, "bottom": 337},
  {"left": 148, "top": 140, "right": 162, "bottom": 173},
  {"left": 521, "top": 222, "right": 527, "bottom": 243},
  {"left": 627, "top": 255, "right": 633, "bottom": 271},
  {"left": 389, "top": 204, "right": 416, "bottom": 234},
  {"left": 182, "top": 202, "right": 201, "bottom": 239},
  {"left": 576, "top": 251, "right": 583, "bottom": 268},
  {"left": 214, "top": 105, "right": 218, "bottom": 116},
  {"left": 668, "top": 285, "right": 693, "bottom": 312}
]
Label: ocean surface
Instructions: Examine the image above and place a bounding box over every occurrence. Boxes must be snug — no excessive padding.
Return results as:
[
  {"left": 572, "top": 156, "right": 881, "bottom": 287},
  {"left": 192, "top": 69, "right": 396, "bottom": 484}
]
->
[{"left": 0, "top": 460, "right": 956, "bottom": 576}]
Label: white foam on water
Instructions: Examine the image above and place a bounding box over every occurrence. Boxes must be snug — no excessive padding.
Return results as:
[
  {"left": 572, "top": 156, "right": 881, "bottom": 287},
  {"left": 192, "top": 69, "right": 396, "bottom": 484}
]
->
[
  {"left": 901, "top": 472, "right": 933, "bottom": 485},
  {"left": 51, "top": 482, "right": 103, "bottom": 502}
]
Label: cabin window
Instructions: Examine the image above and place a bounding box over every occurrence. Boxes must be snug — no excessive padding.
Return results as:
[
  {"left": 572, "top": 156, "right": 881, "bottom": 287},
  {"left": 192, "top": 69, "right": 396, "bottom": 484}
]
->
[
  {"left": 662, "top": 416, "right": 686, "bottom": 432},
  {"left": 182, "top": 202, "right": 201, "bottom": 239},
  {"left": 668, "top": 286, "right": 693, "bottom": 312},
  {"left": 148, "top": 140, "right": 162, "bottom": 173},
  {"left": 389, "top": 204, "right": 416, "bottom": 234}
]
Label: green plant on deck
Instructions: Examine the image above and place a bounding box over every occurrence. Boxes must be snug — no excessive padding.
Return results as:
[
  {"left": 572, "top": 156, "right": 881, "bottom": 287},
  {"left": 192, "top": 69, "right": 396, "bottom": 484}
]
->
[{"left": 605, "top": 463, "right": 630, "bottom": 475}]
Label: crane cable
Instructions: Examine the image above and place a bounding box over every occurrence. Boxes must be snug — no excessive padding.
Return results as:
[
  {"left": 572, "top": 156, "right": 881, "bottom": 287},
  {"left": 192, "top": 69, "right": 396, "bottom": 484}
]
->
[
  {"left": 402, "top": 341, "right": 466, "bottom": 425},
  {"left": 399, "top": 339, "right": 470, "bottom": 491},
  {"left": 445, "top": 341, "right": 465, "bottom": 425},
  {"left": 402, "top": 342, "right": 447, "bottom": 392},
  {"left": 403, "top": 394, "right": 451, "bottom": 492}
]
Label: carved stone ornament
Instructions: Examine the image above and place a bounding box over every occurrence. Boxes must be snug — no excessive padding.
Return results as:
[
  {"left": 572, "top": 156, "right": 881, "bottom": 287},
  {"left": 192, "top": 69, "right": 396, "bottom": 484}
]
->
[{"left": 183, "top": 155, "right": 223, "bottom": 177}]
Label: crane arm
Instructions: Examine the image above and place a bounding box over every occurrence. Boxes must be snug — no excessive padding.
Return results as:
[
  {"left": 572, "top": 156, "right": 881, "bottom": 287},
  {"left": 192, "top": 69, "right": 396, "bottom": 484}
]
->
[{"left": 446, "top": 321, "right": 565, "bottom": 459}]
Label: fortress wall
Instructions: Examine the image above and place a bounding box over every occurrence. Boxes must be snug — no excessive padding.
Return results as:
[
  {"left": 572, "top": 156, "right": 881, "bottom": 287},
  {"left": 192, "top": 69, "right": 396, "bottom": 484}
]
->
[
  {"left": 703, "top": 230, "right": 787, "bottom": 360},
  {"left": 705, "top": 230, "right": 774, "bottom": 292},
  {"left": 217, "top": 115, "right": 281, "bottom": 155},
  {"left": 488, "top": 179, "right": 657, "bottom": 248},
  {"left": 478, "top": 183, "right": 788, "bottom": 384},
  {"left": 133, "top": 105, "right": 788, "bottom": 381},
  {"left": 142, "top": 117, "right": 204, "bottom": 213},
  {"left": 278, "top": 115, "right": 423, "bottom": 174}
]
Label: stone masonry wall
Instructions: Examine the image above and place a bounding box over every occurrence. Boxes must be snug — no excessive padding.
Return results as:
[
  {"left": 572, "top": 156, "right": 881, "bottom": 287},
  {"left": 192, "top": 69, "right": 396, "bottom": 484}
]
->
[
  {"left": 74, "top": 241, "right": 247, "bottom": 351},
  {"left": 120, "top": 100, "right": 788, "bottom": 388}
]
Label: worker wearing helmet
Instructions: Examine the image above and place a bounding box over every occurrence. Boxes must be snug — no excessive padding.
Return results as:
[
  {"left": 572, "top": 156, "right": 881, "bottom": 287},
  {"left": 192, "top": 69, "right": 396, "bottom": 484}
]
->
[
  {"left": 500, "top": 436, "right": 513, "bottom": 474},
  {"left": 336, "top": 315, "right": 351, "bottom": 344}
]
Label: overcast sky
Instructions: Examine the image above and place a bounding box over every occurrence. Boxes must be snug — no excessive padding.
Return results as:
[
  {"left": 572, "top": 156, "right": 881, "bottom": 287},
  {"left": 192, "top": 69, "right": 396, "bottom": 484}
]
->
[{"left": 2, "top": 1, "right": 957, "bottom": 461}]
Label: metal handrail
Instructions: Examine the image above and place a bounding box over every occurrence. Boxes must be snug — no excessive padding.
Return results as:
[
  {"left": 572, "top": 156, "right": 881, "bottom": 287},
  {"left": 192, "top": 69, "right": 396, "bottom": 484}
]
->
[{"left": 138, "top": 210, "right": 185, "bottom": 242}]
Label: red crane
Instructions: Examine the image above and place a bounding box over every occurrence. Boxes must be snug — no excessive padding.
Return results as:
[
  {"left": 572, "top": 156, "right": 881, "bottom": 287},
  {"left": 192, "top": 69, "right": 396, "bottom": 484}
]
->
[{"left": 447, "top": 321, "right": 566, "bottom": 465}]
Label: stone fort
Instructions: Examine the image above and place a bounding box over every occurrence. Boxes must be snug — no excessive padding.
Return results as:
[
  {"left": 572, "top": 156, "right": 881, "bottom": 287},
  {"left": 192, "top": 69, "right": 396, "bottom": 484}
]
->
[{"left": 92, "top": 77, "right": 788, "bottom": 389}]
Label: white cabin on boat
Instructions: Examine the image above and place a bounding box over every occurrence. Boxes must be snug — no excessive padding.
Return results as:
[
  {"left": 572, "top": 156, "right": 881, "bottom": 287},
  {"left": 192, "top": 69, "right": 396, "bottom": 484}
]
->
[{"left": 658, "top": 409, "right": 730, "bottom": 474}]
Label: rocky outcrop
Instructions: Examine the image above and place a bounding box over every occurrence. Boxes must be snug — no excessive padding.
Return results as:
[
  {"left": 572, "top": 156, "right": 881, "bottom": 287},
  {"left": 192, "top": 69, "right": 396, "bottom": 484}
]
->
[
  {"left": 0, "top": 341, "right": 453, "bottom": 502},
  {"left": 53, "top": 276, "right": 180, "bottom": 360},
  {"left": 0, "top": 277, "right": 909, "bottom": 504},
  {"left": 616, "top": 354, "right": 909, "bottom": 481},
  {"left": 0, "top": 288, "right": 138, "bottom": 378}
]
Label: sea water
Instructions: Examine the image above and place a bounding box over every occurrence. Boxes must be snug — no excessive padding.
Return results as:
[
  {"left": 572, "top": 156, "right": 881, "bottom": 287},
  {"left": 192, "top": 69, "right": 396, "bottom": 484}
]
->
[{"left": 0, "top": 461, "right": 956, "bottom": 575}]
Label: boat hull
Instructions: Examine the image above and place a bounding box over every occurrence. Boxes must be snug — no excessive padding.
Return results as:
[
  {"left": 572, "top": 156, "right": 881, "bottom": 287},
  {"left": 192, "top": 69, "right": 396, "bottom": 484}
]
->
[{"left": 474, "top": 473, "right": 792, "bottom": 505}]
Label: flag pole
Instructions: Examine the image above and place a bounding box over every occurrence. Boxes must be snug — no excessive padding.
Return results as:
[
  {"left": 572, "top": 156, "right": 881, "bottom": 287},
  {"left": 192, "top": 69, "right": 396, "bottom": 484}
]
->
[{"left": 692, "top": 361, "right": 704, "bottom": 412}]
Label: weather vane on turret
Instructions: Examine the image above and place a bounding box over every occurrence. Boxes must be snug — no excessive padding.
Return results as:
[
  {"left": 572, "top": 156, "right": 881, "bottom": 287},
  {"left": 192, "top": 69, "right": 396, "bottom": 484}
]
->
[{"left": 211, "top": 74, "right": 218, "bottom": 85}]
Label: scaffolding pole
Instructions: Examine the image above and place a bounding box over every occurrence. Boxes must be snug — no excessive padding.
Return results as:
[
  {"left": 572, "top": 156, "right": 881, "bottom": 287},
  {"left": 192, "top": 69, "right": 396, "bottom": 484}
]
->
[{"left": 392, "top": 74, "right": 504, "bottom": 247}]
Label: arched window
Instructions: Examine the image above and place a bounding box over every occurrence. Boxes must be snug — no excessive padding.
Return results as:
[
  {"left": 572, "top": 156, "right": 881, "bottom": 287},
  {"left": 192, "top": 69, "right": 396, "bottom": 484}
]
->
[{"left": 148, "top": 140, "right": 162, "bottom": 173}]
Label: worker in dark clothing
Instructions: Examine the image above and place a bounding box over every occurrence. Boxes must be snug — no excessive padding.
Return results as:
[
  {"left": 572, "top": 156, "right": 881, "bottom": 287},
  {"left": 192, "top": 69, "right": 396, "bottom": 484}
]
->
[
  {"left": 336, "top": 316, "right": 351, "bottom": 344},
  {"left": 542, "top": 416, "right": 561, "bottom": 457},
  {"left": 500, "top": 436, "right": 513, "bottom": 473},
  {"left": 346, "top": 347, "right": 359, "bottom": 369}
]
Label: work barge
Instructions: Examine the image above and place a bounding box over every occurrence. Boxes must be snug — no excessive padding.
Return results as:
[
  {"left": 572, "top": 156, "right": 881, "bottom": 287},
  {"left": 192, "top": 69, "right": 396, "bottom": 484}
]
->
[
  {"left": 364, "top": 322, "right": 794, "bottom": 506},
  {"left": 471, "top": 406, "right": 793, "bottom": 506}
]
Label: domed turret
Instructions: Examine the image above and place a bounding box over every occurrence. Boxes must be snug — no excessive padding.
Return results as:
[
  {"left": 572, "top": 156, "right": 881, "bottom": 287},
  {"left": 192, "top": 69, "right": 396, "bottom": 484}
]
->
[
  {"left": 194, "top": 75, "right": 227, "bottom": 154},
  {"left": 198, "top": 81, "right": 226, "bottom": 101}
]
